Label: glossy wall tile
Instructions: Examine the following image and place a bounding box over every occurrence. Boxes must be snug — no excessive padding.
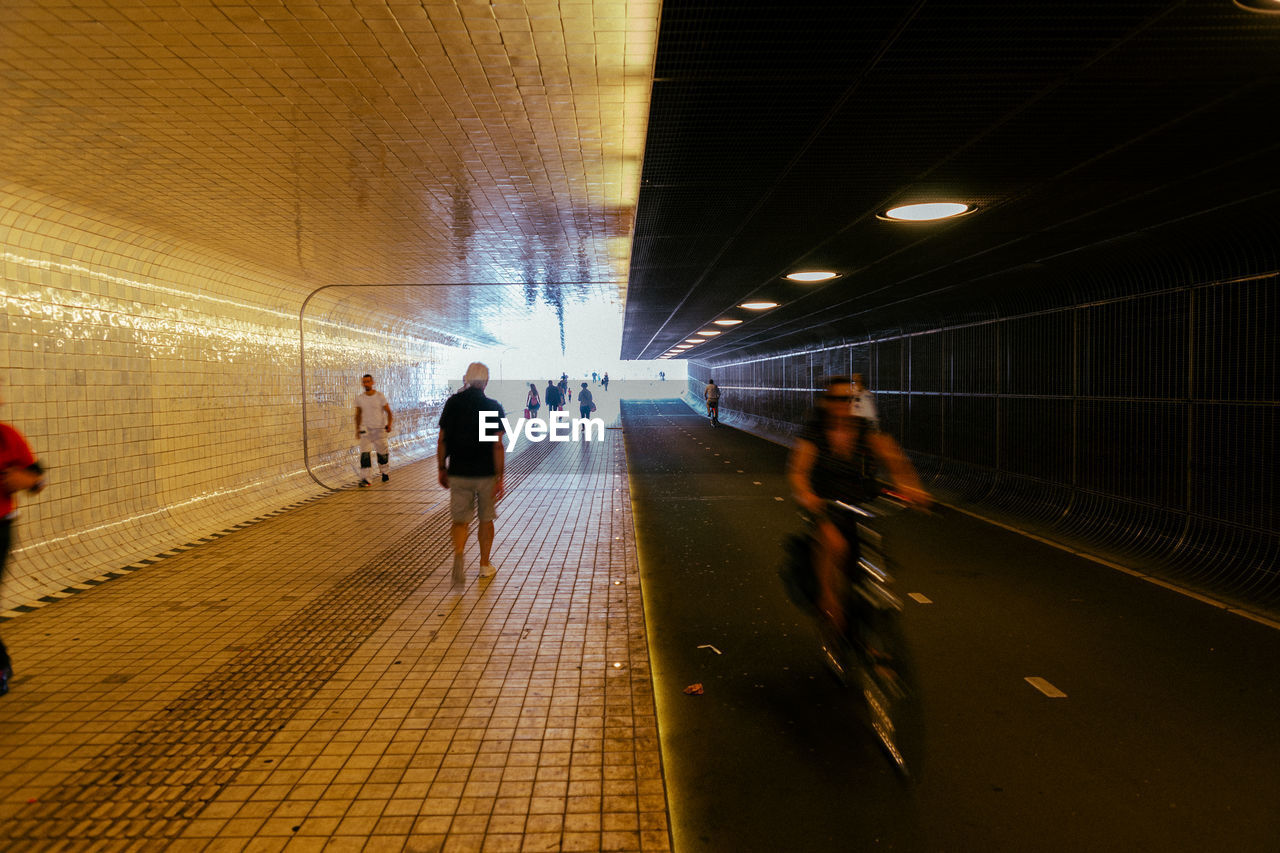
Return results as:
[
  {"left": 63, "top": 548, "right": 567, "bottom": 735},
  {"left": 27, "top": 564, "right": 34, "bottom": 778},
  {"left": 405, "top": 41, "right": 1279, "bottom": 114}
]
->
[{"left": 1, "top": 183, "right": 461, "bottom": 611}]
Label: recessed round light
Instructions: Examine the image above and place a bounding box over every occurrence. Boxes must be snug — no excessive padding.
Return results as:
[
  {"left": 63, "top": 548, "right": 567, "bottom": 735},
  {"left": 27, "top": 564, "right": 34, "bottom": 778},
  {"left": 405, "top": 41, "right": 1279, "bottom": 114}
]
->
[
  {"left": 785, "top": 271, "right": 838, "bottom": 282},
  {"left": 880, "top": 202, "right": 972, "bottom": 221},
  {"left": 740, "top": 301, "right": 779, "bottom": 310},
  {"left": 696, "top": 330, "right": 722, "bottom": 336},
  {"left": 713, "top": 319, "right": 743, "bottom": 326},
  {"left": 685, "top": 338, "right": 705, "bottom": 344}
]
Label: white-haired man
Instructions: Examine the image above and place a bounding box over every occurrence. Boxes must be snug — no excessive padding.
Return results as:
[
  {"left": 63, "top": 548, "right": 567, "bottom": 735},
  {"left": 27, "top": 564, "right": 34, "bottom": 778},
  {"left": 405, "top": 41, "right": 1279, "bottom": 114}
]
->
[{"left": 437, "top": 362, "right": 506, "bottom": 583}]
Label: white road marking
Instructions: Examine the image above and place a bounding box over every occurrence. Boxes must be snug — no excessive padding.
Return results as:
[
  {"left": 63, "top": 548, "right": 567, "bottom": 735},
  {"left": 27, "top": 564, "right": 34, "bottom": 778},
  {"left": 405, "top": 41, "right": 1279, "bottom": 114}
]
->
[
  {"left": 1025, "top": 677, "right": 1067, "bottom": 698},
  {"left": 908, "top": 593, "right": 932, "bottom": 604}
]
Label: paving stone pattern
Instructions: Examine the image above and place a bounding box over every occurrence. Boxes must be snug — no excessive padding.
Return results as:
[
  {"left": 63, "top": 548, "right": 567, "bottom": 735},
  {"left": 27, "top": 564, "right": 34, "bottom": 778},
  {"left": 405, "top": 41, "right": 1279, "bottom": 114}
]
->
[{"left": 0, "top": 429, "right": 667, "bottom": 852}]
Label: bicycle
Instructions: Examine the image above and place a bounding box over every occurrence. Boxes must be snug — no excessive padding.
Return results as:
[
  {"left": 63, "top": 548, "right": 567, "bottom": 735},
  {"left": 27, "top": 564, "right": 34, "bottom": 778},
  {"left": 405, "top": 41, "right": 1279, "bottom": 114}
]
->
[{"left": 781, "top": 492, "right": 924, "bottom": 778}]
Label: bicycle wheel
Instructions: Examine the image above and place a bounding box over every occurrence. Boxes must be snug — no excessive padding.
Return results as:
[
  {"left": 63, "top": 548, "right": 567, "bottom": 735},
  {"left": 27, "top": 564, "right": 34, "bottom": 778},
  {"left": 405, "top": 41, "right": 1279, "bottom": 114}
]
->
[
  {"left": 817, "top": 618, "right": 851, "bottom": 685},
  {"left": 857, "top": 617, "right": 925, "bottom": 780}
]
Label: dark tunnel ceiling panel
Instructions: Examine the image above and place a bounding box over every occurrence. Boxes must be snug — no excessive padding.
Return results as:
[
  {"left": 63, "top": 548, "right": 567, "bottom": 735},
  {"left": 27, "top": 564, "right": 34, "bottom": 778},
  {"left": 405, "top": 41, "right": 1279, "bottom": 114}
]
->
[{"left": 622, "top": 1, "right": 1280, "bottom": 360}]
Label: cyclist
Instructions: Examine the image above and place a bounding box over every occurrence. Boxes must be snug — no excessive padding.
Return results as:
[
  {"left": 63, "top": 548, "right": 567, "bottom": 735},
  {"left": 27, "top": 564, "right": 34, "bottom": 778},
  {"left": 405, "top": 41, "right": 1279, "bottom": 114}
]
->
[
  {"left": 787, "top": 375, "right": 930, "bottom": 629},
  {"left": 704, "top": 378, "right": 721, "bottom": 426}
]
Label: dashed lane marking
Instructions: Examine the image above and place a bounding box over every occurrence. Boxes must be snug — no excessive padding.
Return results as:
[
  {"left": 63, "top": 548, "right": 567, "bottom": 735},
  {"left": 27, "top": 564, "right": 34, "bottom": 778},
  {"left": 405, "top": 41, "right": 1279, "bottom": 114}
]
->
[
  {"left": 908, "top": 593, "right": 932, "bottom": 604},
  {"left": 1025, "top": 677, "right": 1067, "bottom": 698}
]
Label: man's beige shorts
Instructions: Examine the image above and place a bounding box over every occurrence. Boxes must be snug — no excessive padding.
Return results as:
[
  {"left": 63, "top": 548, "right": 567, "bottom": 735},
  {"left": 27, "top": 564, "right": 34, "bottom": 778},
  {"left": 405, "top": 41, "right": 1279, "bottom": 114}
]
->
[{"left": 449, "top": 476, "right": 498, "bottom": 523}]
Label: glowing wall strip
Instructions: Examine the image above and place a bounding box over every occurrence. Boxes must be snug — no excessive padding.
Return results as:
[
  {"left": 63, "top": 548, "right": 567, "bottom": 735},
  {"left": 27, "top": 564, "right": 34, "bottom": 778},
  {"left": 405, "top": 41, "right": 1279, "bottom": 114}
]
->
[{"left": 0, "top": 187, "right": 463, "bottom": 613}]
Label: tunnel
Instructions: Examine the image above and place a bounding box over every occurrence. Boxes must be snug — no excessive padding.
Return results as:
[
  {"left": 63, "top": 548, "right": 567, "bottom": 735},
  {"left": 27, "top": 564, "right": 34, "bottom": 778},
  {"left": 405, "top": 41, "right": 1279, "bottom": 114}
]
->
[{"left": 1, "top": 2, "right": 1278, "bottom": 851}]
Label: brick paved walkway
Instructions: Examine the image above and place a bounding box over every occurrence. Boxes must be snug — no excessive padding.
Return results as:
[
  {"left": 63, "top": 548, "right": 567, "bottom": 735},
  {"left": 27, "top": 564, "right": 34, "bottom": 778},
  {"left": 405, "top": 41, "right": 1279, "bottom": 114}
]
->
[{"left": 0, "top": 427, "right": 668, "bottom": 852}]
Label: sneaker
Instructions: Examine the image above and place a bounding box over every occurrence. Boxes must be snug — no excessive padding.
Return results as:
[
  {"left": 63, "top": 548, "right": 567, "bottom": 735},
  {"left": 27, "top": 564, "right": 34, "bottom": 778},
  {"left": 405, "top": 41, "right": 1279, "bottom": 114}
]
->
[
  {"left": 479, "top": 563, "right": 497, "bottom": 579},
  {"left": 381, "top": 473, "right": 389, "bottom": 483},
  {"left": 358, "top": 479, "right": 370, "bottom": 488},
  {"left": 451, "top": 554, "right": 466, "bottom": 585}
]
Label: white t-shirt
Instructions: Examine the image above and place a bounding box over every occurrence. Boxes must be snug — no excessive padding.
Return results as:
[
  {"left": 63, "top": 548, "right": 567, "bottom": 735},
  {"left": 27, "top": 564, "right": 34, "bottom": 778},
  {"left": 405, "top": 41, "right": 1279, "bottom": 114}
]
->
[{"left": 355, "top": 391, "right": 390, "bottom": 429}]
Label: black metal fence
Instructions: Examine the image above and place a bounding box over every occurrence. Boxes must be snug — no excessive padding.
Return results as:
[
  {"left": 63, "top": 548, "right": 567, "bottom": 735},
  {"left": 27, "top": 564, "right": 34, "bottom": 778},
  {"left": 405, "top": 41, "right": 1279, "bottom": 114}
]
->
[{"left": 691, "top": 273, "right": 1279, "bottom": 612}]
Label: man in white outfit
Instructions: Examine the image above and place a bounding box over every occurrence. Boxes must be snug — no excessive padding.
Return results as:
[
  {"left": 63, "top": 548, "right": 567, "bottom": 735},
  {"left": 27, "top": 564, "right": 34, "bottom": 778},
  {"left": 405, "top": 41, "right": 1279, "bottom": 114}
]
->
[
  {"left": 851, "top": 373, "right": 879, "bottom": 429},
  {"left": 354, "top": 374, "right": 394, "bottom": 486}
]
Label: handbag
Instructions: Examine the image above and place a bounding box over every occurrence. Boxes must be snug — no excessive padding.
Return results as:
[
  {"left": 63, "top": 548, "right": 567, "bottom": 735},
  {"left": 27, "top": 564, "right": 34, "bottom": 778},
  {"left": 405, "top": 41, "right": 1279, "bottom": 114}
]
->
[
  {"left": 590, "top": 402, "right": 597, "bottom": 412},
  {"left": 523, "top": 407, "right": 531, "bottom": 419}
]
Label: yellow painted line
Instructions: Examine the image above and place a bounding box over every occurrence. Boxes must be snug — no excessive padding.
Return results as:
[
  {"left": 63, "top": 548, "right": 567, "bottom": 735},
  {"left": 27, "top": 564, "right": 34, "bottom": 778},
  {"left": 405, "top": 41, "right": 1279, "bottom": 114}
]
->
[
  {"left": 620, "top": 415, "right": 688, "bottom": 853},
  {"left": 937, "top": 500, "right": 1278, "bottom": 632},
  {"left": 1140, "top": 576, "right": 1227, "bottom": 609},
  {"left": 1025, "top": 677, "right": 1067, "bottom": 698},
  {"left": 1229, "top": 609, "right": 1280, "bottom": 631}
]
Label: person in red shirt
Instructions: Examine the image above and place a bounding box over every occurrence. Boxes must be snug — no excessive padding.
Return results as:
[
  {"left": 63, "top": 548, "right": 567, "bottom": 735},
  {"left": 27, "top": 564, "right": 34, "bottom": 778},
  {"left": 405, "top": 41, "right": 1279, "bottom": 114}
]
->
[{"left": 2, "top": 411, "right": 46, "bottom": 696}]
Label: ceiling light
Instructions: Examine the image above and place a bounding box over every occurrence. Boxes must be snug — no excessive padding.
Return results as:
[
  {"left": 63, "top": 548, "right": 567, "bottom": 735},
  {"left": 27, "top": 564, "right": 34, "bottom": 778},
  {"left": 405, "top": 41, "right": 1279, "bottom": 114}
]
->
[
  {"left": 685, "top": 338, "right": 705, "bottom": 344},
  {"left": 714, "top": 318, "right": 743, "bottom": 326},
  {"left": 740, "top": 301, "right": 779, "bottom": 310},
  {"left": 675, "top": 344, "right": 693, "bottom": 349},
  {"left": 880, "top": 202, "right": 972, "bottom": 221},
  {"left": 785, "top": 271, "right": 838, "bottom": 282},
  {"left": 696, "top": 330, "right": 722, "bottom": 336}
]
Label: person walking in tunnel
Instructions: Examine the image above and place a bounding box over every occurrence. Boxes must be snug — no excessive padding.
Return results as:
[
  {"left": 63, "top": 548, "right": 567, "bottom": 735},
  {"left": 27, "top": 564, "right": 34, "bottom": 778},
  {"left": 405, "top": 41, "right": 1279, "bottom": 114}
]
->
[
  {"left": 1, "top": 398, "right": 46, "bottom": 696},
  {"left": 558, "top": 374, "right": 571, "bottom": 405},
  {"left": 602, "top": 372, "right": 609, "bottom": 391},
  {"left": 577, "top": 382, "right": 595, "bottom": 420},
  {"left": 851, "top": 372, "right": 879, "bottom": 430},
  {"left": 525, "top": 383, "right": 541, "bottom": 420},
  {"left": 544, "top": 379, "right": 563, "bottom": 412},
  {"left": 438, "top": 363, "right": 506, "bottom": 583},
  {"left": 704, "top": 378, "right": 721, "bottom": 426},
  {"left": 354, "top": 374, "right": 394, "bottom": 486},
  {"left": 788, "top": 375, "right": 930, "bottom": 630}
]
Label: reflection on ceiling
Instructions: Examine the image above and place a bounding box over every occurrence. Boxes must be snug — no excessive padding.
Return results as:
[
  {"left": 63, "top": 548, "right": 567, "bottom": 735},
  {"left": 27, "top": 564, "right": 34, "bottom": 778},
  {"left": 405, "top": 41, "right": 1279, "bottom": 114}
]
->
[{"left": 1, "top": 0, "right": 658, "bottom": 310}]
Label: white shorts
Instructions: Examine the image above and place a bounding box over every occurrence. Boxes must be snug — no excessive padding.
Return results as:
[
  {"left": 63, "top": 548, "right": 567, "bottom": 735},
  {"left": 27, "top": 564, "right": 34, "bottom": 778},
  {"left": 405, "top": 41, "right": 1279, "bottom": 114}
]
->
[{"left": 358, "top": 427, "right": 389, "bottom": 455}]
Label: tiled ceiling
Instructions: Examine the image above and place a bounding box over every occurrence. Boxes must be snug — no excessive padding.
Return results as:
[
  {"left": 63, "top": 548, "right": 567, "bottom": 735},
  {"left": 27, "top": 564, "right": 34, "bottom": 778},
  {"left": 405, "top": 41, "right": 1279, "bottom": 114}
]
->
[
  {"left": 1, "top": 0, "right": 659, "bottom": 315},
  {"left": 624, "top": 1, "right": 1280, "bottom": 361}
]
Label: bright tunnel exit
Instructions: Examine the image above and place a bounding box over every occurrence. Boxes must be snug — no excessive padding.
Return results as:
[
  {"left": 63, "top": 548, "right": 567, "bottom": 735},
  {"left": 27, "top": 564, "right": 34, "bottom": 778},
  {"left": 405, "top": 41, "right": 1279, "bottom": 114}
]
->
[{"left": 301, "top": 282, "right": 686, "bottom": 489}]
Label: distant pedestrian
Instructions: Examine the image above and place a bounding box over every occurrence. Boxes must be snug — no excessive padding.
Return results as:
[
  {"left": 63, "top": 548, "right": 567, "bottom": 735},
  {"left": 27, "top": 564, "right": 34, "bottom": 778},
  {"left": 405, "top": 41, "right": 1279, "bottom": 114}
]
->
[
  {"left": 438, "top": 363, "right": 506, "bottom": 583},
  {"left": 545, "top": 379, "right": 563, "bottom": 412},
  {"left": 704, "top": 378, "right": 721, "bottom": 427},
  {"left": 559, "top": 374, "right": 571, "bottom": 404},
  {"left": 851, "top": 373, "right": 879, "bottom": 429},
  {"left": 592, "top": 371, "right": 599, "bottom": 383},
  {"left": 526, "top": 383, "right": 540, "bottom": 419},
  {"left": 659, "top": 371, "right": 665, "bottom": 381},
  {"left": 354, "top": 374, "right": 394, "bottom": 485},
  {"left": 578, "top": 383, "right": 594, "bottom": 420},
  {"left": 1, "top": 393, "right": 47, "bottom": 696},
  {"left": 602, "top": 372, "right": 609, "bottom": 391}
]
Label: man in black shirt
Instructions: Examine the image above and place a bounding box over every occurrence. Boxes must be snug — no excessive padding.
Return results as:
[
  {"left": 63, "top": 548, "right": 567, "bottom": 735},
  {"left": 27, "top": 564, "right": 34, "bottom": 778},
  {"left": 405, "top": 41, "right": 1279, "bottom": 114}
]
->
[
  {"left": 544, "top": 379, "right": 562, "bottom": 412},
  {"left": 438, "top": 362, "right": 506, "bottom": 584}
]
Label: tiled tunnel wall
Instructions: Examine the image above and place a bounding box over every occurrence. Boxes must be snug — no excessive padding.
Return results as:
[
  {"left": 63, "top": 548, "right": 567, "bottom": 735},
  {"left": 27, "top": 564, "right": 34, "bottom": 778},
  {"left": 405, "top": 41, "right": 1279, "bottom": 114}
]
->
[
  {"left": 1, "top": 184, "right": 460, "bottom": 611},
  {"left": 691, "top": 272, "right": 1280, "bottom": 613}
]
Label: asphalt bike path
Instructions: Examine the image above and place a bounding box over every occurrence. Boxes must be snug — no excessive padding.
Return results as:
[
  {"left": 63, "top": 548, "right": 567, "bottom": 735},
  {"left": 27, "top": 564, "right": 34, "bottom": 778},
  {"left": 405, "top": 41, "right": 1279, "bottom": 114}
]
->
[{"left": 622, "top": 399, "right": 1280, "bottom": 853}]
